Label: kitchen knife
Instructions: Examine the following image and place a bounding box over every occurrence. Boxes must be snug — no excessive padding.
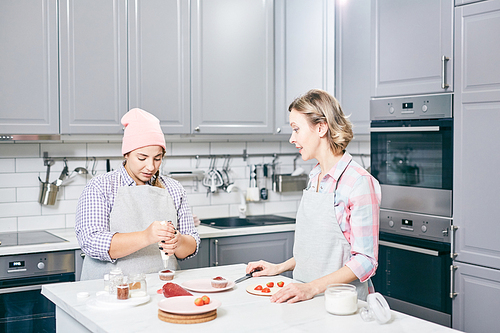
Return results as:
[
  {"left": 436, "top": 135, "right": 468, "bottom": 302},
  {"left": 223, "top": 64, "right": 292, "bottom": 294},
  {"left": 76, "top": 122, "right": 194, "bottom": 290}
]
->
[{"left": 234, "top": 268, "right": 262, "bottom": 284}]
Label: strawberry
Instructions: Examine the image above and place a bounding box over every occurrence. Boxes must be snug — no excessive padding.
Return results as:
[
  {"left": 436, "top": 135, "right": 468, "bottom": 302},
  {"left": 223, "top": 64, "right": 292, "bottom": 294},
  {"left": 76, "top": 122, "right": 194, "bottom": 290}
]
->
[
  {"left": 266, "top": 282, "right": 274, "bottom": 288},
  {"left": 194, "top": 298, "right": 204, "bottom": 306},
  {"left": 277, "top": 281, "right": 284, "bottom": 287},
  {"left": 254, "top": 285, "right": 263, "bottom": 290},
  {"left": 261, "top": 287, "right": 271, "bottom": 293},
  {"left": 201, "top": 295, "right": 210, "bottom": 305}
]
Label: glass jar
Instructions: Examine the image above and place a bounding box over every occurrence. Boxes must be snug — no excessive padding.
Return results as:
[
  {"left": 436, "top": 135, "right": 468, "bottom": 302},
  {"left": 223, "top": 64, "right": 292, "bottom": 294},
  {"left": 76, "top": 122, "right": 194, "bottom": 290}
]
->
[
  {"left": 109, "top": 268, "right": 123, "bottom": 295},
  {"left": 128, "top": 273, "right": 147, "bottom": 298},
  {"left": 325, "top": 284, "right": 358, "bottom": 315}
]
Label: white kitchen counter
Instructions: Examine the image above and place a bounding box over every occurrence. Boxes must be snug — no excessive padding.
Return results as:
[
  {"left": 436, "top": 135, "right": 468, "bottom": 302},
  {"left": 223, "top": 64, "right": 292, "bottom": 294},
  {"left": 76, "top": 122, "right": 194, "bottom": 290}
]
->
[{"left": 42, "top": 263, "right": 461, "bottom": 333}]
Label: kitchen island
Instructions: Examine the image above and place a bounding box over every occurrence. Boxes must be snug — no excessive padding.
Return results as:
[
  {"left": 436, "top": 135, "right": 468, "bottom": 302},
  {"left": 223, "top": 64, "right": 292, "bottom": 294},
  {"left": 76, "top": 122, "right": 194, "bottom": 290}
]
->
[{"left": 42, "top": 264, "right": 460, "bottom": 333}]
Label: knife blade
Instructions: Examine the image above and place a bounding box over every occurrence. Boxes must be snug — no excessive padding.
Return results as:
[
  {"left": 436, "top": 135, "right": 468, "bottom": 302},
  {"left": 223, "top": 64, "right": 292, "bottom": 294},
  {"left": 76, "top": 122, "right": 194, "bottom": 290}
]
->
[{"left": 234, "top": 268, "right": 262, "bottom": 284}]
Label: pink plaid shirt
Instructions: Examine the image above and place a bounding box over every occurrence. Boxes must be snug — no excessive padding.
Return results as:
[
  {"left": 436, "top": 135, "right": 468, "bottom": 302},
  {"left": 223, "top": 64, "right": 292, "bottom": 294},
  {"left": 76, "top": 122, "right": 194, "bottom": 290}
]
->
[{"left": 307, "top": 151, "right": 381, "bottom": 285}]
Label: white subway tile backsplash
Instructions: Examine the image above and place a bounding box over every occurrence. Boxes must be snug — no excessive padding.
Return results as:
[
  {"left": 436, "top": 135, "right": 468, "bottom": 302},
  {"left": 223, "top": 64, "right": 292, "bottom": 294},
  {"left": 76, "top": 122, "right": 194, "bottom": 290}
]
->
[
  {"left": 0, "top": 143, "right": 39, "bottom": 158},
  {"left": 18, "top": 215, "right": 66, "bottom": 231},
  {"left": 65, "top": 214, "right": 76, "bottom": 228},
  {"left": 40, "top": 143, "right": 87, "bottom": 157},
  {"left": 0, "top": 217, "right": 17, "bottom": 232},
  {"left": 0, "top": 159, "right": 15, "bottom": 173},
  {"left": 0, "top": 173, "right": 40, "bottom": 188},
  {"left": 0, "top": 202, "right": 41, "bottom": 218},
  {"left": 16, "top": 187, "right": 39, "bottom": 202},
  {"left": 0, "top": 137, "right": 369, "bottom": 233},
  {"left": 0, "top": 188, "right": 16, "bottom": 203},
  {"left": 41, "top": 199, "right": 78, "bottom": 216}
]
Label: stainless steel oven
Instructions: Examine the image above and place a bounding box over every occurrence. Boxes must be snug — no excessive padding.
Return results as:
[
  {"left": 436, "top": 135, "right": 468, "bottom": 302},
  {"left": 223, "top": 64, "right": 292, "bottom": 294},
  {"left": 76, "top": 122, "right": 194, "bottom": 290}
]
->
[
  {"left": 0, "top": 232, "right": 74, "bottom": 333},
  {"left": 370, "top": 93, "right": 454, "bottom": 327}
]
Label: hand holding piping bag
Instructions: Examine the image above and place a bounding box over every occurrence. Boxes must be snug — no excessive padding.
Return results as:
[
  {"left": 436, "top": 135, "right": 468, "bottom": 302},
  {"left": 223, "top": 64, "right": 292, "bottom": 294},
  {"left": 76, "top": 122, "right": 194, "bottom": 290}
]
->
[{"left": 158, "top": 221, "right": 178, "bottom": 263}]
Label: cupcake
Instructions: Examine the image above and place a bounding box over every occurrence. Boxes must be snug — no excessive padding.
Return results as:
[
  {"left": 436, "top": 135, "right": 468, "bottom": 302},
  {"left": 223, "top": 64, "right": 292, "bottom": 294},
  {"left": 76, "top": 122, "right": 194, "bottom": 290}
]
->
[
  {"left": 211, "top": 276, "right": 228, "bottom": 288},
  {"left": 159, "top": 269, "right": 175, "bottom": 281}
]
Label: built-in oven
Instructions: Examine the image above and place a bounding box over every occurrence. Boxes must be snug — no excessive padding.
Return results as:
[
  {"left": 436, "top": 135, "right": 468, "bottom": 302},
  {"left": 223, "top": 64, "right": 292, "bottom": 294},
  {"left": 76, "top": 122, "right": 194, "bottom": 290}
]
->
[
  {"left": 0, "top": 232, "right": 74, "bottom": 333},
  {"left": 370, "top": 93, "right": 454, "bottom": 327}
]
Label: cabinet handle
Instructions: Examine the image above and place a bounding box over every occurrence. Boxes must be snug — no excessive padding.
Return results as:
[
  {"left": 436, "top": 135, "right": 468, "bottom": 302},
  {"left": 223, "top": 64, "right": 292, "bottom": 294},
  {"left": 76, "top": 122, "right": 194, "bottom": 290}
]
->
[
  {"left": 441, "top": 55, "right": 450, "bottom": 89},
  {"left": 450, "top": 264, "right": 458, "bottom": 299},
  {"left": 450, "top": 224, "right": 458, "bottom": 259},
  {"left": 276, "top": 127, "right": 281, "bottom": 133},
  {"left": 214, "top": 239, "right": 219, "bottom": 266},
  {"left": 194, "top": 126, "right": 200, "bottom": 132}
]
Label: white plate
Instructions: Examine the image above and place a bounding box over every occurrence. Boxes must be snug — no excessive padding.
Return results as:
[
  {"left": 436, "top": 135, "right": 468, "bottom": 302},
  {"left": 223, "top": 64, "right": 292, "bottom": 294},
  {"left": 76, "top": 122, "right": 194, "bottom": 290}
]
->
[
  {"left": 246, "top": 283, "right": 284, "bottom": 296},
  {"left": 181, "top": 279, "right": 235, "bottom": 293},
  {"left": 158, "top": 296, "right": 221, "bottom": 315},
  {"left": 86, "top": 293, "right": 150, "bottom": 310}
]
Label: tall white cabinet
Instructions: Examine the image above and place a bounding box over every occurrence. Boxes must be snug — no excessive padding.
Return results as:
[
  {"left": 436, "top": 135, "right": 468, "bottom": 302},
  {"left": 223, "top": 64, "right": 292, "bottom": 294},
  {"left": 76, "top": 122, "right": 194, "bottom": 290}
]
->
[
  {"left": 274, "top": 0, "right": 335, "bottom": 135},
  {"left": 128, "top": 0, "right": 191, "bottom": 134},
  {"left": 59, "top": 0, "right": 128, "bottom": 134},
  {"left": 0, "top": 0, "right": 59, "bottom": 134},
  {"left": 453, "top": 1, "right": 500, "bottom": 332},
  {"left": 190, "top": 0, "right": 274, "bottom": 134},
  {"left": 371, "top": 0, "right": 454, "bottom": 97}
]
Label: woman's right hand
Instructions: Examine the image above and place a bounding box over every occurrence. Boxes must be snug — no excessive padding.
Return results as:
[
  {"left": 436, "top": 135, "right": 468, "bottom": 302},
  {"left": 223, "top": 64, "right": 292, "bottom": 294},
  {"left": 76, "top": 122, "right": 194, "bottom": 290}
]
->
[
  {"left": 145, "top": 220, "right": 173, "bottom": 244},
  {"left": 246, "top": 260, "right": 280, "bottom": 277}
]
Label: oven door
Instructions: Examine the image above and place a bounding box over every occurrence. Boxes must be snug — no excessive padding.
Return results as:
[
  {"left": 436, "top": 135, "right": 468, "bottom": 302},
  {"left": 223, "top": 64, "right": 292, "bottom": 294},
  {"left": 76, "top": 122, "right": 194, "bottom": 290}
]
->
[
  {"left": 370, "top": 118, "right": 453, "bottom": 216},
  {"left": 0, "top": 273, "right": 74, "bottom": 333},
  {"left": 372, "top": 232, "right": 452, "bottom": 327}
]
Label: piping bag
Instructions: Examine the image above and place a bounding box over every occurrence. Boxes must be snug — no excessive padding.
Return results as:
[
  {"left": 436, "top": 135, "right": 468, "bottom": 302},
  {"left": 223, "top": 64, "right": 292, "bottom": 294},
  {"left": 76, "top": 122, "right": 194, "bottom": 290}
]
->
[{"left": 159, "top": 220, "right": 177, "bottom": 269}]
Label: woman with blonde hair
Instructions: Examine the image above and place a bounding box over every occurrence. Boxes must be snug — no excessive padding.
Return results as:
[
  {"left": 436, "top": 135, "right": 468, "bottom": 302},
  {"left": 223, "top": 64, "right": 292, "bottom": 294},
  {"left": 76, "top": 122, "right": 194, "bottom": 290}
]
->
[
  {"left": 76, "top": 108, "right": 199, "bottom": 280},
  {"left": 247, "top": 89, "right": 381, "bottom": 303}
]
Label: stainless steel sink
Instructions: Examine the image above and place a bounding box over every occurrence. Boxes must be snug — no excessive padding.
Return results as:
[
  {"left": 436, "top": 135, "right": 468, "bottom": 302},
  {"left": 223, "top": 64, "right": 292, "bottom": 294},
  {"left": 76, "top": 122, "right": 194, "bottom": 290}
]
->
[{"left": 200, "top": 214, "right": 295, "bottom": 229}]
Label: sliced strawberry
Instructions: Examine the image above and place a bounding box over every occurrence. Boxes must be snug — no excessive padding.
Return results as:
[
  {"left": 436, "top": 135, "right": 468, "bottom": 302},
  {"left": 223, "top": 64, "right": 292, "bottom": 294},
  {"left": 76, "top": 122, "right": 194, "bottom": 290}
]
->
[
  {"left": 277, "top": 281, "right": 284, "bottom": 287},
  {"left": 266, "top": 282, "right": 274, "bottom": 288},
  {"left": 254, "top": 285, "right": 263, "bottom": 290},
  {"left": 262, "top": 287, "right": 271, "bottom": 293}
]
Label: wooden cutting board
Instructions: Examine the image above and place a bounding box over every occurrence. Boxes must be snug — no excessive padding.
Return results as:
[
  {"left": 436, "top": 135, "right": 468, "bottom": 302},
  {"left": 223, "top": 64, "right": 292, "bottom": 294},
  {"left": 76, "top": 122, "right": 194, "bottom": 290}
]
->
[{"left": 158, "top": 309, "right": 217, "bottom": 324}]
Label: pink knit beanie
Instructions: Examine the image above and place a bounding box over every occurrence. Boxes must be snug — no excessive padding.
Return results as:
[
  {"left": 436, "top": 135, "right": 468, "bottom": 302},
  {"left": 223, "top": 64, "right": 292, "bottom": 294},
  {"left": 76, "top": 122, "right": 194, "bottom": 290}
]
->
[{"left": 121, "top": 108, "right": 166, "bottom": 155}]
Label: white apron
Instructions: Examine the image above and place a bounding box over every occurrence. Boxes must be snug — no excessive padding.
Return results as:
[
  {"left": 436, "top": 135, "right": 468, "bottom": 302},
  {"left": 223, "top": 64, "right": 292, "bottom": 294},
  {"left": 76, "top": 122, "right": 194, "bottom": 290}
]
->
[
  {"left": 80, "top": 185, "right": 179, "bottom": 280},
  {"left": 293, "top": 174, "right": 369, "bottom": 301}
]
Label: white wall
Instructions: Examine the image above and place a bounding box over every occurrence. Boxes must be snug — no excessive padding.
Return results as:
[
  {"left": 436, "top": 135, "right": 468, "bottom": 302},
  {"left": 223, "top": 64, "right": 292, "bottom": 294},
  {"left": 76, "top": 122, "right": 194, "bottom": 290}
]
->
[{"left": 0, "top": 136, "right": 370, "bottom": 233}]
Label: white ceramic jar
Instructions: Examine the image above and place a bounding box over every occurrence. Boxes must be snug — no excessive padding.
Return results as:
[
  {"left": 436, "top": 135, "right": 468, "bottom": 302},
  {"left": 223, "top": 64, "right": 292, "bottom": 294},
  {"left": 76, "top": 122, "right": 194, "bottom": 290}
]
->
[{"left": 325, "top": 284, "right": 358, "bottom": 315}]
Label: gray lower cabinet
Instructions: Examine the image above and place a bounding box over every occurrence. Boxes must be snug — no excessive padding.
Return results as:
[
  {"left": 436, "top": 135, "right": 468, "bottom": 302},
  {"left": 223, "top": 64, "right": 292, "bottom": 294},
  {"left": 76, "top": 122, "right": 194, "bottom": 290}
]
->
[
  {"left": 0, "top": 0, "right": 59, "bottom": 134},
  {"left": 178, "top": 232, "right": 295, "bottom": 278},
  {"left": 59, "top": 0, "right": 128, "bottom": 134},
  {"left": 75, "top": 249, "right": 84, "bottom": 281},
  {"left": 453, "top": 1, "right": 500, "bottom": 331},
  {"left": 190, "top": 0, "right": 274, "bottom": 134},
  {"left": 335, "top": 0, "right": 371, "bottom": 135},
  {"left": 452, "top": 262, "right": 500, "bottom": 332},
  {"left": 371, "top": 0, "right": 454, "bottom": 97},
  {"left": 274, "top": 0, "right": 335, "bottom": 136}
]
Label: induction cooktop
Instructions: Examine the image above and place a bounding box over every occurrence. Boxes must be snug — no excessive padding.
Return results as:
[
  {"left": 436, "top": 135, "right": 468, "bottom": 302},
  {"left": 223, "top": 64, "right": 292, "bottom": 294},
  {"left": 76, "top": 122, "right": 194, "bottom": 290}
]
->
[{"left": 0, "top": 230, "right": 67, "bottom": 247}]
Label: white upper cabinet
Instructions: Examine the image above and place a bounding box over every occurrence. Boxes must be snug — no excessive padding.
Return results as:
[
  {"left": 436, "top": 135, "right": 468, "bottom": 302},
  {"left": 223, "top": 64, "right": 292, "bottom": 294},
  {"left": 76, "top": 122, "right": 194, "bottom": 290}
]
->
[
  {"left": 59, "top": 0, "right": 128, "bottom": 134},
  {"left": 190, "top": 0, "right": 274, "bottom": 134},
  {"left": 336, "top": 0, "right": 371, "bottom": 135},
  {"left": 0, "top": 0, "right": 59, "bottom": 134},
  {"left": 371, "top": 0, "right": 454, "bottom": 97},
  {"left": 128, "top": 0, "right": 191, "bottom": 134},
  {"left": 274, "top": 0, "right": 335, "bottom": 136}
]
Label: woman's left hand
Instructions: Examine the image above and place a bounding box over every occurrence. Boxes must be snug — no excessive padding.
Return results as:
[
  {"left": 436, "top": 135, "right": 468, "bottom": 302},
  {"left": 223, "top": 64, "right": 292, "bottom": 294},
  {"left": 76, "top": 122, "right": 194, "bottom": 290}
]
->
[
  {"left": 159, "top": 222, "right": 181, "bottom": 256},
  {"left": 269, "top": 282, "right": 317, "bottom": 304}
]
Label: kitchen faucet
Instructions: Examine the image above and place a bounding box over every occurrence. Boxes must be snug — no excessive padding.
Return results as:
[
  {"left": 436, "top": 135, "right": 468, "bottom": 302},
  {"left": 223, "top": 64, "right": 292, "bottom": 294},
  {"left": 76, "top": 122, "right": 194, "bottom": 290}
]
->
[{"left": 225, "top": 185, "right": 247, "bottom": 218}]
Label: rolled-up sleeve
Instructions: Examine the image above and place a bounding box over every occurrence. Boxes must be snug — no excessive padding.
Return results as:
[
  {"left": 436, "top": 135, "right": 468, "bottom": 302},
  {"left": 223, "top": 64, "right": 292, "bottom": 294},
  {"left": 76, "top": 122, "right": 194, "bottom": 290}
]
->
[
  {"left": 344, "top": 175, "right": 381, "bottom": 282},
  {"left": 75, "top": 181, "right": 116, "bottom": 262}
]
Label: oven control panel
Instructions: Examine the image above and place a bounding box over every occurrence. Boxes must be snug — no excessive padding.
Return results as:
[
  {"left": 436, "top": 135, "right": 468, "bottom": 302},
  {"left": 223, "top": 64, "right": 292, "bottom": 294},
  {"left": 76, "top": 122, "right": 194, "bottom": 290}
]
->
[
  {"left": 379, "top": 209, "right": 451, "bottom": 243},
  {"left": 370, "top": 93, "right": 452, "bottom": 120},
  {"left": 0, "top": 251, "right": 75, "bottom": 279}
]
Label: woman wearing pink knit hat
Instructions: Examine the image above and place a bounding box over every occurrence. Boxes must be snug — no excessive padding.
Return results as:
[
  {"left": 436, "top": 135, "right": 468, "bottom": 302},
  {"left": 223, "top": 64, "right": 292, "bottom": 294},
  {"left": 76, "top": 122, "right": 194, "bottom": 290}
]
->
[{"left": 75, "top": 108, "right": 199, "bottom": 280}]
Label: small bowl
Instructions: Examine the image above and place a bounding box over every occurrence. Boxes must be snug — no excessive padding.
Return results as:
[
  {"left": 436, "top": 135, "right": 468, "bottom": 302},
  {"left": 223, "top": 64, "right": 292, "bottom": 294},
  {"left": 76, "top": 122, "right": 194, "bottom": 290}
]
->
[
  {"left": 211, "top": 276, "right": 228, "bottom": 288},
  {"left": 158, "top": 269, "right": 175, "bottom": 281}
]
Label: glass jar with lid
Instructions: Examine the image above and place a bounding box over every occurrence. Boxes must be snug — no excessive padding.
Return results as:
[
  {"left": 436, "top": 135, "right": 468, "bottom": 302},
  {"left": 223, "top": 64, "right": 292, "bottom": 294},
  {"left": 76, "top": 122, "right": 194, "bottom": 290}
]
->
[
  {"left": 109, "top": 268, "right": 123, "bottom": 295},
  {"left": 128, "top": 273, "right": 147, "bottom": 298}
]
